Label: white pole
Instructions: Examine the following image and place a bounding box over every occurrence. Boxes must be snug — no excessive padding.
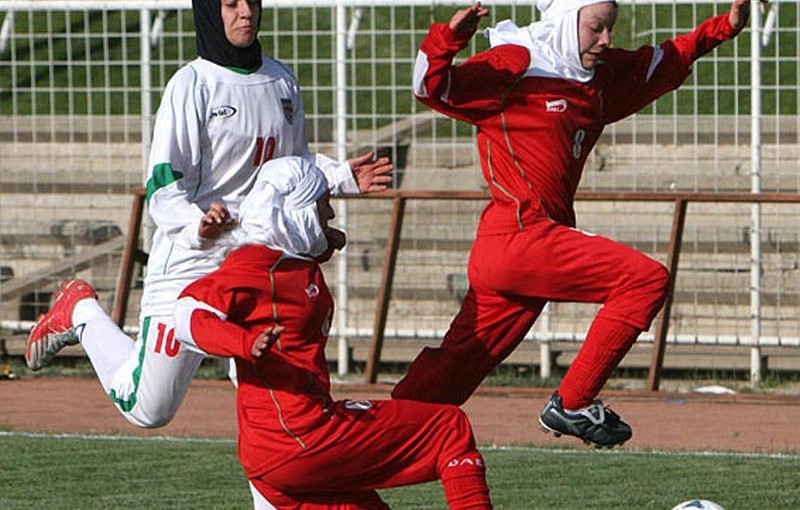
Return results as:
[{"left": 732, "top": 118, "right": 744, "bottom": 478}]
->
[
  {"left": 140, "top": 8, "right": 154, "bottom": 253},
  {"left": 139, "top": 9, "right": 153, "bottom": 252},
  {"left": 0, "top": 10, "right": 13, "bottom": 54},
  {"left": 335, "top": 3, "right": 350, "bottom": 378},
  {"left": 749, "top": 1, "right": 763, "bottom": 385},
  {"left": 539, "top": 304, "right": 552, "bottom": 379}
]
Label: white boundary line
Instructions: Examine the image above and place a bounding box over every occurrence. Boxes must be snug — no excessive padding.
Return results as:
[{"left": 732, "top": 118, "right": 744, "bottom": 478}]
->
[
  {"left": 2, "top": 431, "right": 799, "bottom": 461},
  {"left": 485, "top": 444, "right": 800, "bottom": 461},
  {"left": 0, "top": 430, "right": 236, "bottom": 445}
]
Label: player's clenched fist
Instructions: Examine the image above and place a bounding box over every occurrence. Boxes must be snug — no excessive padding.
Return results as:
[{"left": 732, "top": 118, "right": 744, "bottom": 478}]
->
[
  {"left": 251, "top": 326, "right": 284, "bottom": 359},
  {"left": 198, "top": 201, "right": 236, "bottom": 240},
  {"left": 728, "top": 0, "right": 768, "bottom": 31},
  {"left": 449, "top": 2, "right": 490, "bottom": 37}
]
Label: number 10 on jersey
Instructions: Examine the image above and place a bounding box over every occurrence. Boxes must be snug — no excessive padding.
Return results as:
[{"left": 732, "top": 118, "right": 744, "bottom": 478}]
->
[{"left": 253, "top": 136, "right": 276, "bottom": 167}]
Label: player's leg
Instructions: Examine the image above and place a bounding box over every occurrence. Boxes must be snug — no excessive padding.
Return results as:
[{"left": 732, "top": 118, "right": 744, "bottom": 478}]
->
[
  {"left": 107, "top": 314, "right": 204, "bottom": 428},
  {"left": 25, "top": 279, "right": 135, "bottom": 389},
  {"left": 488, "top": 221, "right": 668, "bottom": 446},
  {"left": 392, "top": 288, "right": 544, "bottom": 404},
  {"left": 253, "top": 399, "right": 490, "bottom": 509},
  {"left": 392, "top": 234, "right": 547, "bottom": 404},
  {"left": 514, "top": 225, "right": 667, "bottom": 404}
]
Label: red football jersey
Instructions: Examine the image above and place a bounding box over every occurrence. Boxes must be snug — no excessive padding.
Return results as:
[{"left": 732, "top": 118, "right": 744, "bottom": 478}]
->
[
  {"left": 178, "top": 245, "right": 336, "bottom": 478},
  {"left": 415, "top": 14, "right": 738, "bottom": 229}
]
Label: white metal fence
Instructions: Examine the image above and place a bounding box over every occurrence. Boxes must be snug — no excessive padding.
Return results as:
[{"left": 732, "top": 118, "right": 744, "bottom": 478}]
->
[{"left": 0, "top": 1, "right": 798, "bottom": 381}]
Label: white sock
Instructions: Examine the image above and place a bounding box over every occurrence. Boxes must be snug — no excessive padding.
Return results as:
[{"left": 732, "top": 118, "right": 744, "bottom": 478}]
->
[{"left": 72, "top": 299, "right": 135, "bottom": 393}]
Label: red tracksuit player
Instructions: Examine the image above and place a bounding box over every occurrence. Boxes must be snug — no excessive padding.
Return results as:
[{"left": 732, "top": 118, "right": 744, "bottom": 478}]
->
[
  {"left": 392, "top": 0, "right": 758, "bottom": 447},
  {"left": 174, "top": 157, "right": 492, "bottom": 509}
]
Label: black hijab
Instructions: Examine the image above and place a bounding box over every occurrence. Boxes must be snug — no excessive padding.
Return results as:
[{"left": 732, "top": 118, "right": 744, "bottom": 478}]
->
[{"left": 192, "top": 0, "right": 263, "bottom": 71}]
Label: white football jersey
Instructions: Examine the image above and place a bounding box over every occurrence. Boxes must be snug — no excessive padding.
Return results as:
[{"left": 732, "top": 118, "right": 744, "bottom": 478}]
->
[{"left": 141, "top": 56, "right": 356, "bottom": 316}]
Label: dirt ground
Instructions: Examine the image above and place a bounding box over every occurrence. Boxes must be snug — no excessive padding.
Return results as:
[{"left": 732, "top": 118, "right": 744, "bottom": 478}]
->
[{"left": 2, "top": 377, "right": 799, "bottom": 454}]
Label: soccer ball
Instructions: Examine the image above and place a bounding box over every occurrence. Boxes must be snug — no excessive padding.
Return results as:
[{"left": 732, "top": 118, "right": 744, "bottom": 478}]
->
[{"left": 670, "top": 500, "right": 727, "bottom": 510}]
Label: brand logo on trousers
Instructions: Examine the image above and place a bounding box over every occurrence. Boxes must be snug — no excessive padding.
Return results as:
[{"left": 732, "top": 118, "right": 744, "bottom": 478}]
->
[
  {"left": 447, "top": 456, "right": 485, "bottom": 468},
  {"left": 545, "top": 99, "right": 568, "bottom": 113}
]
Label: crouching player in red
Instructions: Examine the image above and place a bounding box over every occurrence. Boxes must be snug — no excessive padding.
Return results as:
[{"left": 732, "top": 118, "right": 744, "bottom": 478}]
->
[{"left": 173, "top": 156, "right": 492, "bottom": 510}]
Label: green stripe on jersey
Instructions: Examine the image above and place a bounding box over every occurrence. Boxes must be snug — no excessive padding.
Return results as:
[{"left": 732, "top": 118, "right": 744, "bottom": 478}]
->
[
  {"left": 226, "top": 65, "right": 260, "bottom": 75},
  {"left": 146, "top": 163, "right": 184, "bottom": 202},
  {"left": 109, "top": 316, "right": 150, "bottom": 412}
]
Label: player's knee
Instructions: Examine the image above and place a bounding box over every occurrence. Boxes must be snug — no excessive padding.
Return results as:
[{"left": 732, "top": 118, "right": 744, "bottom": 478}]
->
[
  {"left": 440, "top": 405, "right": 474, "bottom": 440},
  {"left": 606, "top": 259, "right": 669, "bottom": 328},
  {"left": 637, "top": 261, "right": 670, "bottom": 306},
  {"left": 623, "top": 258, "right": 669, "bottom": 303},
  {"left": 627, "top": 261, "right": 670, "bottom": 326},
  {"left": 117, "top": 402, "right": 177, "bottom": 429}
]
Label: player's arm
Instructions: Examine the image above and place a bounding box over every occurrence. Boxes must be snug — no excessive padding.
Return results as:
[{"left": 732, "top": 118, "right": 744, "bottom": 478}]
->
[
  {"left": 604, "top": 0, "right": 764, "bottom": 123},
  {"left": 414, "top": 3, "right": 530, "bottom": 123},
  {"left": 145, "top": 67, "right": 216, "bottom": 250},
  {"left": 289, "top": 80, "right": 393, "bottom": 195},
  {"left": 173, "top": 283, "right": 265, "bottom": 360}
]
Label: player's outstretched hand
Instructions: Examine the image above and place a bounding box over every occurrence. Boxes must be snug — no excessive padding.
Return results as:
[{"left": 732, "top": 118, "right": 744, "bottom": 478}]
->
[
  {"left": 449, "top": 2, "right": 490, "bottom": 37},
  {"left": 349, "top": 151, "right": 393, "bottom": 194},
  {"left": 729, "top": 0, "right": 767, "bottom": 31},
  {"left": 252, "top": 326, "right": 284, "bottom": 359},
  {"left": 199, "top": 202, "right": 236, "bottom": 240}
]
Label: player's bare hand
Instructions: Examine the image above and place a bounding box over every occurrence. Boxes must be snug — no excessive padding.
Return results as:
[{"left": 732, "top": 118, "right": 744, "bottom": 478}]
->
[
  {"left": 251, "top": 325, "right": 284, "bottom": 359},
  {"left": 198, "top": 202, "right": 236, "bottom": 240},
  {"left": 349, "top": 151, "right": 393, "bottom": 194},
  {"left": 449, "top": 2, "right": 490, "bottom": 37},
  {"left": 729, "top": 0, "right": 767, "bottom": 31},
  {"left": 324, "top": 227, "right": 347, "bottom": 252}
]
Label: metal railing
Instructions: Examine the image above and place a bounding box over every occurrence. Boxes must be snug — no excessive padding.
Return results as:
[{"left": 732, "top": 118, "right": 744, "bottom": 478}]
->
[{"left": 112, "top": 188, "right": 800, "bottom": 390}]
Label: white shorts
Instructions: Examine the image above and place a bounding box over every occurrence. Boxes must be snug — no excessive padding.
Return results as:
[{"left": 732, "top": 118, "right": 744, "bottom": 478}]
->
[{"left": 108, "top": 314, "right": 205, "bottom": 428}]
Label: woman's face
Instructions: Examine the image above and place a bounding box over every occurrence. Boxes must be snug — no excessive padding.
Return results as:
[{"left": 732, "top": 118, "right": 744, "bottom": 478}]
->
[
  {"left": 221, "top": 0, "right": 260, "bottom": 49},
  {"left": 578, "top": 2, "right": 618, "bottom": 70}
]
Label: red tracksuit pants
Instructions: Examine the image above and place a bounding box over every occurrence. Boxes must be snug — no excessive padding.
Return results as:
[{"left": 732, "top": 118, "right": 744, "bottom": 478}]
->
[
  {"left": 250, "top": 399, "right": 491, "bottom": 509},
  {"left": 393, "top": 216, "right": 669, "bottom": 409}
]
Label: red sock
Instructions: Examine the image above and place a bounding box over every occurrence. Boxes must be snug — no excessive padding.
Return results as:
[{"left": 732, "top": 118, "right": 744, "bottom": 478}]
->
[
  {"left": 558, "top": 317, "right": 640, "bottom": 409},
  {"left": 441, "top": 471, "right": 492, "bottom": 510}
]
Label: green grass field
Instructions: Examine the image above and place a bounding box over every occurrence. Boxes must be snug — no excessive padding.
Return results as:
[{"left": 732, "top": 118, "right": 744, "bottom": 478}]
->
[{"left": 1, "top": 432, "right": 798, "bottom": 509}]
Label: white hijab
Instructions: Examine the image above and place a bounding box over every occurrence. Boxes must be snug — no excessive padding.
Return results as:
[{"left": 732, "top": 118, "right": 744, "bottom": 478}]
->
[
  {"left": 235, "top": 156, "right": 330, "bottom": 259},
  {"left": 484, "top": 0, "right": 616, "bottom": 83}
]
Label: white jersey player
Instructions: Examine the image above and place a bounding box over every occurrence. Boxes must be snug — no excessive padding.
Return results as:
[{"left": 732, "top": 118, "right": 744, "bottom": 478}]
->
[{"left": 25, "top": 0, "right": 392, "bottom": 430}]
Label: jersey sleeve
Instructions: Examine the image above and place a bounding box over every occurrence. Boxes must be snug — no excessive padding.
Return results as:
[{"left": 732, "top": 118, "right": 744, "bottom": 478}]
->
[
  {"left": 145, "top": 66, "right": 211, "bottom": 250},
  {"left": 603, "top": 13, "right": 740, "bottom": 124},
  {"left": 413, "top": 23, "right": 531, "bottom": 124},
  {"left": 287, "top": 71, "right": 359, "bottom": 195},
  {"left": 174, "top": 277, "right": 260, "bottom": 360}
]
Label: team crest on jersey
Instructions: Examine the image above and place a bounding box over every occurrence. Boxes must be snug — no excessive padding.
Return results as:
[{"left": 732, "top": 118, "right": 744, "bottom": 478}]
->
[
  {"left": 545, "top": 99, "right": 568, "bottom": 113},
  {"left": 305, "top": 283, "right": 320, "bottom": 299},
  {"left": 281, "top": 98, "right": 295, "bottom": 124},
  {"left": 210, "top": 105, "right": 237, "bottom": 119}
]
